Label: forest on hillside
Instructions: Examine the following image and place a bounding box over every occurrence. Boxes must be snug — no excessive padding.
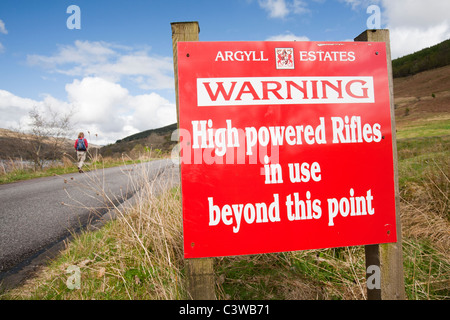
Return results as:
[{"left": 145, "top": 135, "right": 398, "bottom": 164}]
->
[{"left": 392, "top": 39, "right": 450, "bottom": 78}]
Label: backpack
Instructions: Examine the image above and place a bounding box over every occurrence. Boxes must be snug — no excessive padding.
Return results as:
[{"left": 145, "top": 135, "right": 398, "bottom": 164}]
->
[{"left": 77, "top": 138, "right": 86, "bottom": 151}]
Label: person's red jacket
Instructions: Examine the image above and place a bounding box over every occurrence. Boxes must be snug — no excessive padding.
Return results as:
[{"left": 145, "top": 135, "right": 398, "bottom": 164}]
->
[{"left": 74, "top": 138, "right": 88, "bottom": 151}]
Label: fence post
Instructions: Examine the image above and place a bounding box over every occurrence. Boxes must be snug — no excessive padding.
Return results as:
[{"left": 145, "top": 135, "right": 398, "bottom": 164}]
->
[
  {"left": 171, "top": 21, "right": 216, "bottom": 300},
  {"left": 355, "top": 29, "right": 406, "bottom": 300}
]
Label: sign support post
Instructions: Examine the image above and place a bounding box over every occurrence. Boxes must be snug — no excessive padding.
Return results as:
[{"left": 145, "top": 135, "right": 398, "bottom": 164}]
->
[
  {"left": 171, "top": 21, "right": 216, "bottom": 300},
  {"left": 355, "top": 29, "right": 406, "bottom": 300},
  {"left": 171, "top": 21, "right": 200, "bottom": 126}
]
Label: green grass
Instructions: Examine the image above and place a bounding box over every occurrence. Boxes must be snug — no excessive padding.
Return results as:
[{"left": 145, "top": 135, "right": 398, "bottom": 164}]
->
[
  {"left": 396, "top": 119, "right": 450, "bottom": 140},
  {"left": 397, "top": 135, "right": 449, "bottom": 186},
  {"left": 0, "top": 157, "right": 151, "bottom": 185},
  {"left": 395, "top": 120, "right": 449, "bottom": 299},
  {"left": 402, "top": 239, "right": 449, "bottom": 299},
  {"left": 0, "top": 166, "right": 77, "bottom": 184},
  {"left": 216, "top": 247, "right": 367, "bottom": 300}
]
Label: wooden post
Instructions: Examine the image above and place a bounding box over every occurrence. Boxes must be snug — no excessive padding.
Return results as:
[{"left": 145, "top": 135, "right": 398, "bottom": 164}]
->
[
  {"left": 355, "top": 29, "right": 406, "bottom": 300},
  {"left": 171, "top": 21, "right": 216, "bottom": 300},
  {"left": 184, "top": 257, "right": 216, "bottom": 300},
  {"left": 171, "top": 21, "right": 200, "bottom": 127},
  {"left": 364, "top": 244, "right": 382, "bottom": 299}
]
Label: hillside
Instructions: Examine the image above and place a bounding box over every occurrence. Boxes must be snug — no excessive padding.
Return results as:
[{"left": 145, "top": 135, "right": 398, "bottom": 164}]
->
[
  {"left": 393, "top": 64, "right": 450, "bottom": 134},
  {"left": 0, "top": 128, "right": 75, "bottom": 160},
  {"left": 392, "top": 39, "right": 450, "bottom": 78},
  {"left": 115, "top": 122, "right": 177, "bottom": 144},
  {"left": 100, "top": 123, "right": 178, "bottom": 158},
  {"left": 391, "top": 39, "right": 449, "bottom": 133}
]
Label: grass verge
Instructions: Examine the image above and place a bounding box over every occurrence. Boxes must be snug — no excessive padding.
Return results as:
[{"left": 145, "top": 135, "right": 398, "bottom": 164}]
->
[
  {"left": 2, "top": 179, "right": 187, "bottom": 300},
  {"left": 0, "top": 155, "right": 155, "bottom": 185}
]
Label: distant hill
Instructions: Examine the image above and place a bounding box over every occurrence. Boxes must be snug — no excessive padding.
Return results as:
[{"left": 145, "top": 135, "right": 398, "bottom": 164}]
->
[
  {"left": 393, "top": 64, "right": 450, "bottom": 128},
  {"left": 0, "top": 128, "right": 104, "bottom": 162},
  {"left": 115, "top": 123, "right": 178, "bottom": 144},
  {"left": 391, "top": 41, "right": 449, "bottom": 126},
  {"left": 392, "top": 39, "right": 450, "bottom": 78},
  {"left": 100, "top": 123, "right": 178, "bottom": 158}
]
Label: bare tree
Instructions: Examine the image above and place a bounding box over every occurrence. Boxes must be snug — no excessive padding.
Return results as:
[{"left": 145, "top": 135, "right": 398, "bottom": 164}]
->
[{"left": 17, "top": 105, "right": 74, "bottom": 170}]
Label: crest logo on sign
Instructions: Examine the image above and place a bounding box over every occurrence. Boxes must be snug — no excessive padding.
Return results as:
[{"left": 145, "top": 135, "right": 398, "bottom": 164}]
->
[{"left": 276, "top": 48, "right": 294, "bottom": 69}]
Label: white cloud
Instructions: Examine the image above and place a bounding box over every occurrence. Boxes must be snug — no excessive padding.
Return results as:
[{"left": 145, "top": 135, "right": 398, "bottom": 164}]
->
[
  {"left": 127, "top": 92, "right": 175, "bottom": 132},
  {"left": 341, "top": 0, "right": 378, "bottom": 11},
  {"left": 105, "top": 52, "right": 174, "bottom": 90},
  {"left": 266, "top": 31, "right": 310, "bottom": 41},
  {"left": 389, "top": 21, "right": 450, "bottom": 59},
  {"left": 381, "top": 0, "right": 450, "bottom": 58},
  {"left": 0, "top": 40, "right": 179, "bottom": 144},
  {"left": 343, "top": 1, "right": 450, "bottom": 59},
  {"left": 342, "top": 0, "right": 450, "bottom": 58},
  {"left": 0, "top": 90, "right": 36, "bottom": 129},
  {"left": 0, "top": 77, "right": 176, "bottom": 145},
  {"left": 258, "top": 0, "right": 289, "bottom": 18},
  {"left": 66, "top": 77, "right": 129, "bottom": 133},
  {"left": 382, "top": 0, "right": 450, "bottom": 29},
  {"left": 0, "top": 90, "right": 71, "bottom": 131},
  {"left": 291, "top": 0, "right": 309, "bottom": 15},
  {"left": 258, "top": 0, "right": 309, "bottom": 19},
  {"left": 27, "top": 40, "right": 116, "bottom": 68},
  {"left": 66, "top": 77, "right": 176, "bottom": 144},
  {"left": 0, "top": 19, "right": 7, "bottom": 54},
  {"left": 0, "top": 20, "right": 7, "bottom": 34},
  {"left": 27, "top": 40, "right": 174, "bottom": 91}
]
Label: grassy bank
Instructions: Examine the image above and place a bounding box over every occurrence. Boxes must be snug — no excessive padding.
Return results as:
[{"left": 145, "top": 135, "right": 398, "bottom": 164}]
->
[
  {"left": 1, "top": 169, "right": 187, "bottom": 300},
  {"left": 0, "top": 154, "right": 154, "bottom": 185},
  {"left": 1, "top": 121, "right": 449, "bottom": 300}
]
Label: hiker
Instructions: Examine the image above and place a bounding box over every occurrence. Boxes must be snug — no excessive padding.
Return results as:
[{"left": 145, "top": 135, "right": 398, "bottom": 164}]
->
[{"left": 74, "top": 132, "right": 88, "bottom": 173}]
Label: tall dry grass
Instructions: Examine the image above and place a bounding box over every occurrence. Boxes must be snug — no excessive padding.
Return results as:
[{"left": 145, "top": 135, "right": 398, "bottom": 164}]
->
[
  {"left": 2, "top": 160, "right": 186, "bottom": 300},
  {"left": 398, "top": 153, "right": 449, "bottom": 299}
]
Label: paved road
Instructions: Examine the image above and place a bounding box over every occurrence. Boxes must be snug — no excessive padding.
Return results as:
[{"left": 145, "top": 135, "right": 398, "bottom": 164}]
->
[{"left": 0, "top": 159, "right": 178, "bottom": 284}]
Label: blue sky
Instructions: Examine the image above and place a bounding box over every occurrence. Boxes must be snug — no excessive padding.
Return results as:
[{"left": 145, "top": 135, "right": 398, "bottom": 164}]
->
[{"left": 0, "top": 0, "right": 449, "bottom": 145}]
